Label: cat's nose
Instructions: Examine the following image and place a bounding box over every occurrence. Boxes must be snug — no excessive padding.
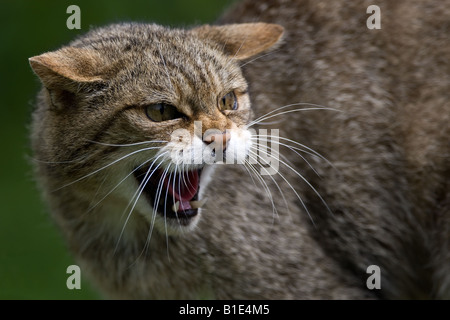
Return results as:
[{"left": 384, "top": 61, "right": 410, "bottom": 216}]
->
[{"left": 203, "top": 131, "right": 231, "bottom": 152}]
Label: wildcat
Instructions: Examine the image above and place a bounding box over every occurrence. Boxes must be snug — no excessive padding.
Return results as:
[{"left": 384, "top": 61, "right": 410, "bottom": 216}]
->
[{"left": 29, "top": 0, "right": 449, "bottom": 299}]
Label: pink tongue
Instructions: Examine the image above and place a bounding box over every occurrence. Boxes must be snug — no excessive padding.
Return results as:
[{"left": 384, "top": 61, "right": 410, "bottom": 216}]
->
[{"left": 163, "top": 170, "right": 199, "bottom": 211}]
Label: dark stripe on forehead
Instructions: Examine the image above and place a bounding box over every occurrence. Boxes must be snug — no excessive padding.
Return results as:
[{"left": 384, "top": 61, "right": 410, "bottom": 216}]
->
[
  {"left": 174, "top": 67, "right": 197, "bottom": 97},
  {"left": 156, "top": 46, "right": 223, "bottom": 97},
  {"left": 189, "top": 46, "right": 224, "bottom": 87}
]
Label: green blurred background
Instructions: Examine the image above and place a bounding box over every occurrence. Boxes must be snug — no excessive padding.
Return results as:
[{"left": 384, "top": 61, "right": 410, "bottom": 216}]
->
[{"left": 0, "top": 0, "right": 234, "bottom": 299}]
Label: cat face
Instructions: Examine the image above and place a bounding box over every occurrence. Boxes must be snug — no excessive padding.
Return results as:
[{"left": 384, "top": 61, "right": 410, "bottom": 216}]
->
[{"left": 29, "top": 23, "right": 283, "bottom": 234}]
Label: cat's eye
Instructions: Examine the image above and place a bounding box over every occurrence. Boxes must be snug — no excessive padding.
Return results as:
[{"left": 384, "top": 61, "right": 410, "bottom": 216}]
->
[
  {"left": 145, "top": 103, "right": 183, "bottom": 122},
  {"left": 219, "top": 91, "right": 238, "bottom": 111}
]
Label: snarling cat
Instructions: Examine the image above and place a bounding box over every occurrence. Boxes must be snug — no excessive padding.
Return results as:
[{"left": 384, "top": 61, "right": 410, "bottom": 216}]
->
[{"left": 29, "top": 0, "right": 450, "bottom": 299}]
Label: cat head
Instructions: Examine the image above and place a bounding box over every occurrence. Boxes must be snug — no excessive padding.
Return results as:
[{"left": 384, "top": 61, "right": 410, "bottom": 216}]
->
[{"left": 29, "top": 22, "right": 283, "bottom": 235}]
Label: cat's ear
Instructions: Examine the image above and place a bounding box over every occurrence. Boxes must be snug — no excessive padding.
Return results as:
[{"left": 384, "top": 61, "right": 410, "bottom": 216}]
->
[
  {"left": 29, "top": 47, "right": 106, "bottom": 109},
  {"left": 29, "top": 47, "right": 105, "bottom": 90},
  {"left": 191, "top": 23, "right": 284, "bottom": 60}
]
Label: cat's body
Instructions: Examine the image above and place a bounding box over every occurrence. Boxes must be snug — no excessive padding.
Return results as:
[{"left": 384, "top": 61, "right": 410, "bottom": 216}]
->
[{"left": 29, "top": 0, "right": 449, "bottom": 299}]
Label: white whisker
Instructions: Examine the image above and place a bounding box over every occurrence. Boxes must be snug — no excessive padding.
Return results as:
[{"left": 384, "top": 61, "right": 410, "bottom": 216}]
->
[
  {"left": 85, "top": 160, "right": 152, "bottom": 214},
  {"left": 248, "top": 148, "right": 316, "bottom": 226},
  {"left": 246, "top": 103, "right": 339, "bottom": 128},
  {"left": 163, "top": 167, "right": 173, "bottom": 260},
  {"left": 150, "top": 163, "right": 172, "bottom": 259},
  {"left": 173, "top": 164, "right": 183, "bottom": 225},
  {"left": 86, "top": 140, "right": 167, "bottom": 147},
  {"left": 258, "top": 143, "right": 332, "bottom": 218},
  {"left": 239, "top": 49, "right": 281, "bottom": 68},
  {"left": 244, "top": 153, "right": 279, "bottom": 220},
  {"left": 53, "top": 146, "right": 163, "bottom": 192},
  {"left": 114, "top": 151, "right": 168, "bottom": 255},
  {"left": 252, "top": 137, "right": 321, "bottom": 177},
  {"left": 255, "top": 134, "right": 333, "bottom": 168},
  {"left": 246, "top": 145, "right": 291, "bottom": 213}
]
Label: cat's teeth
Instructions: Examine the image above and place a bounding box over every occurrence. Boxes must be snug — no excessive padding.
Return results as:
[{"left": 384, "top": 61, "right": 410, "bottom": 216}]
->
[
  {"left": 172, "top": 201, "right": 180, "bottom": 213},
  {"left": 189, "top": 198, "right": 208, "bottom": 210}
]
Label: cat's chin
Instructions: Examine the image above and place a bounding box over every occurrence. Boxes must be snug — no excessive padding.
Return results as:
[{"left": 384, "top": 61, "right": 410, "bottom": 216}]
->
[{"left": 133, "top": 165, "right": 207, "bottom": 232}]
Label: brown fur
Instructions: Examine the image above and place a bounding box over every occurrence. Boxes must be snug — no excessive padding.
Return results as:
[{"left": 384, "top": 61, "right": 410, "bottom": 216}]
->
[{"left": 29, "top": 0, "right": 449, "bottom": 299}]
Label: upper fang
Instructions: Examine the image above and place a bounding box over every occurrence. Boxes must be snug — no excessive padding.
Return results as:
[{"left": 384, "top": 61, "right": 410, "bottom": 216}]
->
[{"left": 189, "top": 198, "right": 208, "bottom": 209}]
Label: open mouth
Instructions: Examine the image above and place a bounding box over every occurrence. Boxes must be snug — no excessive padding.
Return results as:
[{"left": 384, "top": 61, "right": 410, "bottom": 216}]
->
[{"left": 134, "top": 166, "right": 204, "bottom": 224}]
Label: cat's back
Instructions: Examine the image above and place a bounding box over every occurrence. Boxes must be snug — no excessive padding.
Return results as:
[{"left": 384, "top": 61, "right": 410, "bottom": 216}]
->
[
  {"left": 221, "top": 0, "right": 449, "bottom": 116},
  {"left": 223, "top": 0, "right": 450, "bottom": 193},
  {"left": 220, "top": 0, "right": 450, "bottom": 298}
]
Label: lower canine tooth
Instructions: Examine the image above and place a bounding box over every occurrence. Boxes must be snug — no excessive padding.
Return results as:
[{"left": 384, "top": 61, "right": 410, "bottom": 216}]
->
[
  {"left": 190, "top": 198, "right": 208, "bottom": 209},
  {"left": 172, "top": 201, "right": 180, "bottom": 212}
]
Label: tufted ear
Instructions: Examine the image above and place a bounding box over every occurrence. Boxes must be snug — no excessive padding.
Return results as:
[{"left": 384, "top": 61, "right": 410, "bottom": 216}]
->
[{"left": 191, "top": 22, "right": 284, "bottom": 60}]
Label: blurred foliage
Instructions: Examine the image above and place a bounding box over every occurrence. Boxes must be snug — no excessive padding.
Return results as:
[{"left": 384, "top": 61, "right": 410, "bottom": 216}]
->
[{"left": 0, "top": 0, "right": 234, "bottom": 299}]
